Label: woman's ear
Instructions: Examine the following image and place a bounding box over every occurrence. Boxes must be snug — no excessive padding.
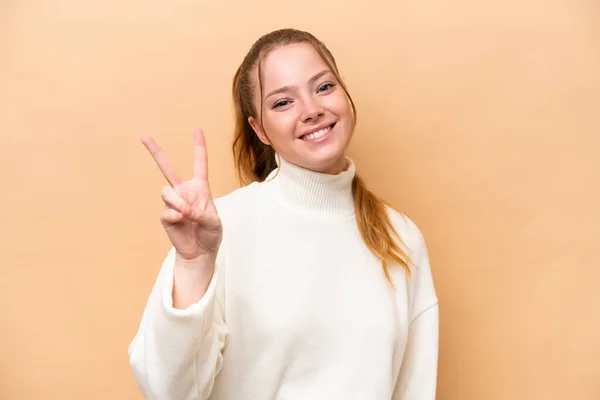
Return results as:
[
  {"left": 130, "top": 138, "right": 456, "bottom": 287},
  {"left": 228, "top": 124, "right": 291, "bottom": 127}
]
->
[{"left": 248, "top": 117, "right": 271, "bottom": 145}]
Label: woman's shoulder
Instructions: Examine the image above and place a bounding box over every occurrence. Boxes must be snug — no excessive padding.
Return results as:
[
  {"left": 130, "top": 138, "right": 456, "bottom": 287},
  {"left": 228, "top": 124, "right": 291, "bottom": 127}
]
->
[
  {"left": 214, "top": 181, "right": 257, "bottom": 207},
  {"left": 385, "top": 205, "right": 438, "bottom": 316},
  {"left": 385, "top": 205, "right": 428, "bottom": 255},
  {"left": 212, "top": 181, "right": 268, "bottom": 224}
]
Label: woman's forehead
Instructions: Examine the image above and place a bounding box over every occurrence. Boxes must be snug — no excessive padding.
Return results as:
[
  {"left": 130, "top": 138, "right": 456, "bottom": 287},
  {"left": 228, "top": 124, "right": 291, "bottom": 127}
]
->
[{"left": 258, "top": 43, "right": 330, "bottom": 89}]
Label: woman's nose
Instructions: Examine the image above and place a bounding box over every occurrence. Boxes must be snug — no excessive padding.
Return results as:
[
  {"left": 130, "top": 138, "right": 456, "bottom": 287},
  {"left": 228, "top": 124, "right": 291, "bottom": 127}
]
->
[{"left": 300, "top": 97, "right": 325, "bottom": 122}]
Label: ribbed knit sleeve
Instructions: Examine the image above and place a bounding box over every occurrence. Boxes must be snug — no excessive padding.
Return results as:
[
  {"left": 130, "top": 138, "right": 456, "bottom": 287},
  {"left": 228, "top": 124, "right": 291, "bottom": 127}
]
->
[{"left": 128, "top": 247, "right": 229, "bottom": 400}]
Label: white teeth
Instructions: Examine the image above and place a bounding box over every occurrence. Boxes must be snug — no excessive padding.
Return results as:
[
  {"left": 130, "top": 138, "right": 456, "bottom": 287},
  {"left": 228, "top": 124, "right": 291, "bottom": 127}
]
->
[{"left": 302, "top": 126, "right": 331, "bottom": 140}]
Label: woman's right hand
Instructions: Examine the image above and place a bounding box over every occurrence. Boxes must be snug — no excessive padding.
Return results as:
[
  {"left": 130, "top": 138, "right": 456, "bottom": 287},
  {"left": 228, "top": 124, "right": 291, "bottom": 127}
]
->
[{"left": 141, "top": 129, "right": 223, "bottom": 262}]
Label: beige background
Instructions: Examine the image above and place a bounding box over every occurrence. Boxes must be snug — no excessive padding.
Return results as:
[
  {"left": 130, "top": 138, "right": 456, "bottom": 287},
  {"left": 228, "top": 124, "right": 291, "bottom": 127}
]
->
[{"left": 1, "top": 0, "right": 599, "bottom": 399}]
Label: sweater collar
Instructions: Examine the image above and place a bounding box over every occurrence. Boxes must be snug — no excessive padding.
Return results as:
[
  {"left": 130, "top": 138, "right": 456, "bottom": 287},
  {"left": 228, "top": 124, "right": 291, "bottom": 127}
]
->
[{"left": 263, "top": 155, "right": 356, "bottom": 219}]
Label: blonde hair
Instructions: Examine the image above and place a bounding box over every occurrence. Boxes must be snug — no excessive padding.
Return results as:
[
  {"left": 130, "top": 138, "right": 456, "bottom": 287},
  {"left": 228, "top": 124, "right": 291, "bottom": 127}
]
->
[{"left": 231, "top": 28, "right": 413, "bottom": 284}]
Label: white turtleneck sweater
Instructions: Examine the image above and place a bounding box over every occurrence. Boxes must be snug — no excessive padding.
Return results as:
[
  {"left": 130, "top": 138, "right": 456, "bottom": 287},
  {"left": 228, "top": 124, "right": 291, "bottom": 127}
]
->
[{"left": 128, "top": 157, "right": 439, "bottom": 400}]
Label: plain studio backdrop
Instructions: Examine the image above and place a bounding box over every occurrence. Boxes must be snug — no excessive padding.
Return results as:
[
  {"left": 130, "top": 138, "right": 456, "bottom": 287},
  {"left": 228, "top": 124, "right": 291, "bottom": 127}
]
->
[{"left": 1, "top": 0, "right": 599, "bottom": 399}]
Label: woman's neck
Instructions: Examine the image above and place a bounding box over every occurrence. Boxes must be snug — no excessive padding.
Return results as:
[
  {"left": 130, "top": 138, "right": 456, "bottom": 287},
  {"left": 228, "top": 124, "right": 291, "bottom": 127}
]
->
[{"left": 263, "top": 155, "right": 356, "bottom": 219}]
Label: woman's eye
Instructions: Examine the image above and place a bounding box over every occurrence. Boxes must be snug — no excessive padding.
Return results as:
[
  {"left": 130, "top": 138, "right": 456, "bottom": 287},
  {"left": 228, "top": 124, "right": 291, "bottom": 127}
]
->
[
  {"left": 318, "top": 83, "right": 335, "bottom": 93},
  {"left": 274, "top": 100, "right": 291, "bottom": 108}
]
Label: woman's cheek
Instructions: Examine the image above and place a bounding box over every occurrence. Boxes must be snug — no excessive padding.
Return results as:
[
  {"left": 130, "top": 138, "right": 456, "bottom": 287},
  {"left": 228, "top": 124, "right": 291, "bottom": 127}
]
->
[
  {"left": 266, "top": 114, "right": 297, "bottom": 141},
  {"left": 280, "top": 113, "right": 300, "bottom": 133}
]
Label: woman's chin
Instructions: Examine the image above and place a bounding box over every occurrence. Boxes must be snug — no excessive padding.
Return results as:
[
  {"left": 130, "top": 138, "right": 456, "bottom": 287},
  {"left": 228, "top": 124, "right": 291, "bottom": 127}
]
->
[{"left": 300, "top": 149, "right": 348, "bottom": 174}]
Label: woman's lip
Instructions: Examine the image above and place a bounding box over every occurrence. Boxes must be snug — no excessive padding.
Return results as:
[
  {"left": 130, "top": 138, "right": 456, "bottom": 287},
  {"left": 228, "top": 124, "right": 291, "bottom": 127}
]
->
[
  {"left": 300, "top": 122, "right": 336, "bottom": 137},
  {"left": 300, "top": 123, "right": 335, "bottom": 143}
]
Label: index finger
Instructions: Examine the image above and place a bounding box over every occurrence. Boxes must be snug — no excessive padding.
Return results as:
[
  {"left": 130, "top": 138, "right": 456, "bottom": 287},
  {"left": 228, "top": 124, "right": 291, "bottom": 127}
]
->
[
  {"left": 141, "top": 136, "right": 184, "bottom": 187},
  {"left": 193, "top": 128, "right": 209, "bottom": 181}
]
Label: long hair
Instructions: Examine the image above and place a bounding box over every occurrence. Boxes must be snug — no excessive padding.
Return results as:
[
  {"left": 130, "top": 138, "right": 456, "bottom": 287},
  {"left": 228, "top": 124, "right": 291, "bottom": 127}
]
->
[{"left": 231, "top": 28, "right": 413, "bottom": 284}]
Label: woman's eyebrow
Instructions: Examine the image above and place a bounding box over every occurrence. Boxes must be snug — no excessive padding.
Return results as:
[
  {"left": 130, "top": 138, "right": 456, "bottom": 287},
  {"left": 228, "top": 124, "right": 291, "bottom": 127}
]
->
[{"left": 265, "top": 70, "right": 332, "bottom": 99}]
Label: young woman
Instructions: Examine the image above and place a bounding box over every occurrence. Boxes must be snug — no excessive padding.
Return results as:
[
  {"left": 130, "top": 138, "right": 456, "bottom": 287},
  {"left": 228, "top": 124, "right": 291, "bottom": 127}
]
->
[{"left": 128, "top": 28, "right": 439, "bottom": 400}]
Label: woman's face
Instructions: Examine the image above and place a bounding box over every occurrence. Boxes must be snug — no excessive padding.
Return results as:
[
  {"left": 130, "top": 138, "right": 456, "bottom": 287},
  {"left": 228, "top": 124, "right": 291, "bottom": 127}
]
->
[{"left": 249, "top": 42, "right": 354, "bottom": 175}]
